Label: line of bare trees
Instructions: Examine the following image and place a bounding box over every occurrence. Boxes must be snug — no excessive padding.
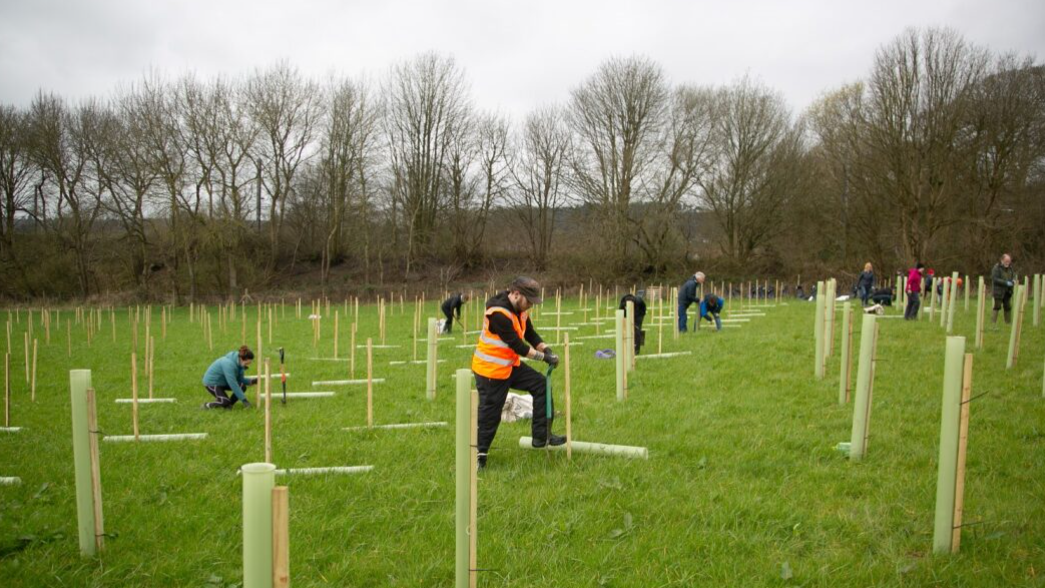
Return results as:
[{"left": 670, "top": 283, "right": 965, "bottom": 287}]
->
[{"left": 0, "top": 27, "right": 1042, "bottom": 302}]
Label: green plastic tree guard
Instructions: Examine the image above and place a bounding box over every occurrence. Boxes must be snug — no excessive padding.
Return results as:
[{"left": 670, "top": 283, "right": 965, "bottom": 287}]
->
[
  {"left": 975, "top": 276, "right": 986, "bottom": 349},
  {"left": 242, "top": 462, "right": 275, "bottom": 588},
  {"left": 1033, "top": 274, "right": 1040, "bottom": 327},
  {"left": 1006, "top": 285, "right": 1024, "bottom": 369},
  {"left": 944, "top": 277, "right": 953, "bottom": 330},
  {"left": 814, "top": 281, "right": 826, "bottom": 379},
  {"left": 964, "top": 274, "right": 970, "bottom": 311},
  {"left": 70, "top": 369, "right": 99, "bottom": 556},
  {"left": 518, "top": 437, "right": 648, "bottom": 459},
  {"left": 454, "top": 369, "right": 471, "bottom": 588},
  {"left": 825, "top": 279, "right": 836, "bottom": 359},
  {"left": 933, "top": 336, "right": 966, "bottom": 554},
  {"left": 847, "top": 313, "right": 877, "bottom": 460},
  {"left": 946, "top": 272, "right": 959, "bottom": 333},
  {"left": 838, "top": 302, "right": 852, "bottom": 405}
]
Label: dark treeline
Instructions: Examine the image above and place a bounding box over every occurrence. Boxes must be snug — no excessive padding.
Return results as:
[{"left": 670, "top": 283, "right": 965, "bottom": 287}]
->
[{"left": 1, "top": 27, "right": 1042, "bottom": 302}]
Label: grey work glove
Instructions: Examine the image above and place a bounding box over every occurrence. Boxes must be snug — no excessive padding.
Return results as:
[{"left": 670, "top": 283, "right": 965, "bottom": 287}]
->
[
  {"left": 543, "top": 352, "right": 560, "bottom": 368},
  {"left": 1007, "top": 281, "right": 1014, "bottom": 287}
]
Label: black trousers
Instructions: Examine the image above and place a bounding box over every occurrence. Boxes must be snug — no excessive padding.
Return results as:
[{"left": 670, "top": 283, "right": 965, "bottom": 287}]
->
[
  {"left": 205, "top": 384, "right": 242, "bottom": 408},
  {"left": 904, "top": 292, "right": 921, "bottom": 320},
  {"left": 442, "top": 308, "right": 455, "bottom": 333},
  {"left": 993, "top": 291, "right": 1013, "bottom": 312},
  {"left": 474, "top": 362, "right": 549, "bottom": 455}
]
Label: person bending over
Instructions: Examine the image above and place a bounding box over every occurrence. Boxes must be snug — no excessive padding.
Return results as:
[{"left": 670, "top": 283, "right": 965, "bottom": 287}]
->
[
  {"left": 700, "top": 293, "right": 724, "bottom": 331},
  {"left": 441, "top": 292, "right": 468, "bottom": 333},
  {"left": 618, "top": 291, "right": 648, "bottom": 354}
]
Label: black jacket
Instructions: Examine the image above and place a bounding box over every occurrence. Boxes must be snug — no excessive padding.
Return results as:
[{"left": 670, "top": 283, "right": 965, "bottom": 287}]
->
[
  {"left": 441, "top": 294, "right": 464, "bottom": 319},
  {"left": 618, "top": 294, "right": 647, "bottom": 329},
  {"left": 679, "top": 277, "right": 699, "bottom": 306},
  {"left": 484, "top": 291, "right": 544, "bottom": 356}
]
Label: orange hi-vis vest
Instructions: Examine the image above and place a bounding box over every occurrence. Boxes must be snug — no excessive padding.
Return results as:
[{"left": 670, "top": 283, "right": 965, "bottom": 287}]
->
[{"left": 472, "top": 306, "right": 529, "bottom": 379}]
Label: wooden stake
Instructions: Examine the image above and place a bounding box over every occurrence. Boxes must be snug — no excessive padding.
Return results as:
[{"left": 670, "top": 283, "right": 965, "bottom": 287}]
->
[
  {"left": 24, "top": 331, "right": 30, "bottom": 383},
  {"left": 31, "top": 339, "right": 37, "bottom": 402},
  {"left": 149, "top": 337, "right": 155, "bottom": 400},
  {"left": 565, "top": 333, "right": 572, "bottom": 460},
  {"left": 257, "top": 319, "right": 263, "bottom": 365},
  {"left": 265, "top": 359, "right": 272, "bottom": 463},
  {"left": 864, "top": 322, "right": 880, "bottom": 451},
  {"left": 350, "top": 322, "right": 357, "bottom": 379},
  {"left": 334, "top": 311, "right": 339, "bottom": 359},
  {"left": 272, "top": 486, "right": 290, "bottom": 588},
  {"left": 131, "top": 352, "right": 140, "bottom": 441},
  {"left": 86, "top": 387, "right": 105, "bottom": 553},
  {"left": 367, "top": 338, "right": 374, "bottom": 428},
  {"left": 952, "top": 353, "right": 973, "bottom": 553},
  {"left": 4, "top": 353, "right": 9, "bottom": 427}
]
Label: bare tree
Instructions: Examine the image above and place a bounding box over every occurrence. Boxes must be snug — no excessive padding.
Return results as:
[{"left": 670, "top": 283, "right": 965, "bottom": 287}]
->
[
  {"left": 317, "top": 77, "right": 380, "bottom": 285},
  {"left": 963, "top": 55, "right": 1045, "bottom": 267},
  {"left": 633, "top": 86, "right": 715, "bottom": 271},
  {"left": 184, "top": 76, "right": 260, "bottom": 296},
  {"left": 568, "top": 56, "right": 669, "bottom": 270},
  {"left": 863, "top": 27, "right": 989, "bottom": 263},
  {"left": 247, "top": 61, "right": 322, "bottom": 266},
  {"left": 699, "top": 77, "right": 799, "bottom": 263},
  {"left": 509, "top": 106, "right": 571, "bottom": 269},
  {"left": 444, "top": 111, "right": 508, "bottom": 266},
  {"left": 384, "top": 52, "right": 470, "bottom": 274},
  {"left": 28, "top": 93, "right": 105, "bottom": 298},
  {"left": 0, "top": 106, "right": 34, "bottom": 267}
]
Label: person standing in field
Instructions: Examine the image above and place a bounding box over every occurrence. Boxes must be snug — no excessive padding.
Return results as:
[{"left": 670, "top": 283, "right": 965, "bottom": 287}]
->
[
  {"left": 904, "top": 263, "right": 925, "bottom": 321},
  {"left": 472, "top": 277, "right": 563, "bottom": 469},
  {"left": 202, "top": 346, "right": 257, "bottom": 409},
  {"left": 991, "top": 253, "right": 1018, "bottom": 324},
  {"left": 677, "top": 271, "right": 706, "bottom": 332},
  {"left": 855, "top": 262, "right": 875, "bottom": 307}
]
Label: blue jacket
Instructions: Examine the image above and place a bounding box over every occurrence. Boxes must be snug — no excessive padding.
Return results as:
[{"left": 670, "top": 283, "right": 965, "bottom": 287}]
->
[
  {"left": 679, "top": 277, "right": 700, "bottom": 306},
  {"left": 700, "top": 298, "right": 724, "bottom": 320},
  {"left": 202, "top": 351, "right": 251, "bottom": 402}
]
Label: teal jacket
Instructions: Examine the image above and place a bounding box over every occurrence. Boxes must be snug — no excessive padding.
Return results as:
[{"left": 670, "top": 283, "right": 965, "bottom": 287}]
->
[{"left": 202, "top": 351, "right": 251, "bottom": 402}]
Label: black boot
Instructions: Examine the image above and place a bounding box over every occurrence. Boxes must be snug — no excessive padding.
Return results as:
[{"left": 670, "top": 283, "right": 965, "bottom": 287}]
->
[
  {"left": 992, "top": 309, "right": 999, "bottom": 324},
  {"left": 1004, "top": 309, "right": 1012, "bottom": 324},
  {"left": 532, "top": 434, "right": 567, "bottom": 448},
  {"left": 477, "top": 453, "right": 487, "bottom": 470}
]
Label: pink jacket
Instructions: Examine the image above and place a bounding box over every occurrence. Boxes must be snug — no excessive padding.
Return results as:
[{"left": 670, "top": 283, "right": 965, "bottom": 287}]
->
[{"left": 907, "top": 268, "right": 922, "bottom": 293}]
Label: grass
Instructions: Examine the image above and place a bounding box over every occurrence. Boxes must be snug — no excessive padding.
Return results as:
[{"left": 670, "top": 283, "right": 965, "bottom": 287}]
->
[{"left": 1, "top": 293, "right": 1043, "bottom": 587}]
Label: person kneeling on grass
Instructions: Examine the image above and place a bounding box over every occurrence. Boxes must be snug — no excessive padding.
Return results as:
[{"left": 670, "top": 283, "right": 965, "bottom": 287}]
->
[
  {"left": 202, "top": 345, "right": 257, "bottom": 409},
  {"left": 699, "top": 294, "right": 724, "bottom": 331}
]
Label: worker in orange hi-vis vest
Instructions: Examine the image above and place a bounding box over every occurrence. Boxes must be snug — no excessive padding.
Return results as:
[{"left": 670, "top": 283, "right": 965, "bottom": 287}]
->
[{"left": 471, "top": 276, "right": 563, "bottom": 469}]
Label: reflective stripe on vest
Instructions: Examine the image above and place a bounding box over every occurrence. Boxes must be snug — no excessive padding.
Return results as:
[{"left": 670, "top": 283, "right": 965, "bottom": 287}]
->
[{"left": 471, "top": 306, "right": 528, "bottom": 379}]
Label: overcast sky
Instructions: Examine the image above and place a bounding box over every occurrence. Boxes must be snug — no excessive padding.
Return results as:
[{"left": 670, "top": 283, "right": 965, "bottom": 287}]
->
[{"left": 1, "top": 0, "right": 1042, "bottom": 119}]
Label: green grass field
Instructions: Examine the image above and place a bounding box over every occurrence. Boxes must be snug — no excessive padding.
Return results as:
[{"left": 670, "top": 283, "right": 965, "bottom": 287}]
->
[{"left": 1, "top": 293, "right": 1043, "bottom": 587}]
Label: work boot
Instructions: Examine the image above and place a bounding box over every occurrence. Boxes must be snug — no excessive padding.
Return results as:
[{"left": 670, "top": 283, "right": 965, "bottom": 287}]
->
[
  {"left": 1004, "top": 309, "right": 1012, "bottom": 324},
  {"left": 477, "top": 453, "right": 487, "bottom": 471},
  {"left": 531, "top": 434, "right": 566, "bottom": 448},
  {"left": 991, "top": 309, "right": 999, "bottom": 324}
]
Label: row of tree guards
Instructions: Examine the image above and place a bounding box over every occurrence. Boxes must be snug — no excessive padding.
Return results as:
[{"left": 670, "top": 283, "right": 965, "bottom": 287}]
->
[
  {"left": 6, "top": 272, "right": 1041, "bottom": 582},
  {"left": 818, "top": 271, "right": 1045, "bottom": 555}
]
